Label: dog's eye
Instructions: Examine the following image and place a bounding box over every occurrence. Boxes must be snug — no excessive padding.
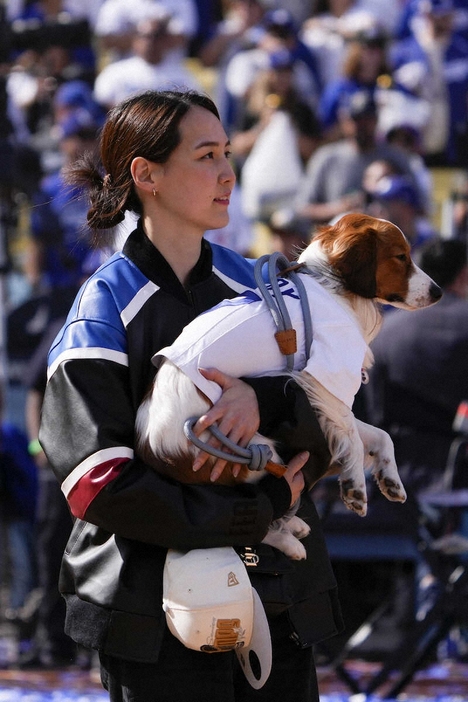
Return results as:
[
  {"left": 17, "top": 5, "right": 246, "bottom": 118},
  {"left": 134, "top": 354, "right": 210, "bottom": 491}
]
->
[{"left": 395, "top": 254, "right": 408, "bottom": 262}]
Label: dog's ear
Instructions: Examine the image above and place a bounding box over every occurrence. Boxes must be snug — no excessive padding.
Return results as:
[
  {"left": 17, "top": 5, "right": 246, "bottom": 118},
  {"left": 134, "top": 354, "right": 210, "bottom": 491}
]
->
[{"left": 330, "top": 225, "right": 378, "bottom": 298}]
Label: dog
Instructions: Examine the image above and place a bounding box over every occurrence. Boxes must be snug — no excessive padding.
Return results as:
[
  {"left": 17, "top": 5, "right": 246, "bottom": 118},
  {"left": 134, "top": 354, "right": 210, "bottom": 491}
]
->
[{"left": 135, "top": 214, "right": 442, "bottom": 559}]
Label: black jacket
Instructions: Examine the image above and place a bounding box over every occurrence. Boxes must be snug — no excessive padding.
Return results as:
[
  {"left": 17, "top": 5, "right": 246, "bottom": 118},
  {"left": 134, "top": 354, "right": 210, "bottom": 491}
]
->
[{"left": 40, "top": 222, "right": 342, "bottom": 661}]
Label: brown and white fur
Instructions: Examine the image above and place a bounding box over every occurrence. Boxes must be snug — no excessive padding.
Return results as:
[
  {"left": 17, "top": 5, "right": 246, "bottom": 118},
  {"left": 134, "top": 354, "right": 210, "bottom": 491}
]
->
[{"left": 136, "top": 214, "right": 442, "bottom": 559}]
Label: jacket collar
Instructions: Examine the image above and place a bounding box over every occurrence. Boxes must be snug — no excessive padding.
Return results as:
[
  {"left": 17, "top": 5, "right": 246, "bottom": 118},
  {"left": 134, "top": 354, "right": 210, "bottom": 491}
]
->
[{"left": 123, "top": 219, "right": 214, "bottom": 302}]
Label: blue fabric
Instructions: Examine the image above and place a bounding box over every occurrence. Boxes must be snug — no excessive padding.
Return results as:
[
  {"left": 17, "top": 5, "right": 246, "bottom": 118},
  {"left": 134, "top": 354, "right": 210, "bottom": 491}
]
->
[{"left": 31, "top": 172, "right": 96, "bottom": 290}]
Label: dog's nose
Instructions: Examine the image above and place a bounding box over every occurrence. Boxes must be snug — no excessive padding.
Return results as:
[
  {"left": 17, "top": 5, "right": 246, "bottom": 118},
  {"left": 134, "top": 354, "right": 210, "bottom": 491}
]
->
[{"left": 430, "top": 282, "right": 443, "bottom": 302}]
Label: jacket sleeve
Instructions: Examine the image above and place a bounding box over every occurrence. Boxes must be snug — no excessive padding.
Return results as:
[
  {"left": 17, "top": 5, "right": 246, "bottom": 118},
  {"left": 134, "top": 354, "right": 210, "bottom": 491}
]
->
[{"left": 39, "top": 351, "right": 290, "bottom": 551}]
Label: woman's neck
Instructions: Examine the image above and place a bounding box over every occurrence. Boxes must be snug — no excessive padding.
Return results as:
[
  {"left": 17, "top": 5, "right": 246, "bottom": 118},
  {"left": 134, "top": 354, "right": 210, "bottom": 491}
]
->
[{"left": 142, "top": 214, "right": 203, "bottom": 288}]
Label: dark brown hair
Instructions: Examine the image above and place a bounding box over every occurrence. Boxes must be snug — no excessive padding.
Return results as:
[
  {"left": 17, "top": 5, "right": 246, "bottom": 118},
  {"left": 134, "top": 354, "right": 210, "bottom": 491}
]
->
[{"left": 66, "top": 90, "right": 220, "bottom": 236}]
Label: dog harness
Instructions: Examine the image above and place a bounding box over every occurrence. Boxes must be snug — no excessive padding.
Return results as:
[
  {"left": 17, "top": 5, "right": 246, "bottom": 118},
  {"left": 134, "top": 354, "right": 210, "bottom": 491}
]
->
[{"left": 154, "top": 257, "right": 368, "bottom": 410}]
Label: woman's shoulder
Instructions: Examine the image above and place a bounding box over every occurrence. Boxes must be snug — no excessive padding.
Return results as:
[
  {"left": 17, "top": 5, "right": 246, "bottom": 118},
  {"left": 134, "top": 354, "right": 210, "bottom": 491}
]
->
[
  {"left": 54, "top": 251, "right": 154, "bottom": 343},
  {"left": 46, "top": 252, "right": 153, "bottom": 370},
  {"left": 78, "top": 251, "right": 153, "bottom": 309}
]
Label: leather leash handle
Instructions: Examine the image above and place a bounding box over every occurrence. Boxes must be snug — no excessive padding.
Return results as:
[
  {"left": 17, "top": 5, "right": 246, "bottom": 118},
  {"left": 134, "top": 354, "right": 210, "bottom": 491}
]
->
[{"left": 264, "top": 461, "right": 288, "bottom": 478}]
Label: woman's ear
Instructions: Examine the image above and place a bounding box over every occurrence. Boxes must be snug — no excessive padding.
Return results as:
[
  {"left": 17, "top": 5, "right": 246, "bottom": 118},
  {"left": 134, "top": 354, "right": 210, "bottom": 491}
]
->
[{"left": 131, "top": 157, "right": 163, "bottom": 195}]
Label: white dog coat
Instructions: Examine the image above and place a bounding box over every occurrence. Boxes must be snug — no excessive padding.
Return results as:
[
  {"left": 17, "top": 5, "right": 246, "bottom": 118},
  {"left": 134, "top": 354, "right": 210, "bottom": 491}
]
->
[{"left": 153, "top": 274, "right": 369, "bottom": 410}]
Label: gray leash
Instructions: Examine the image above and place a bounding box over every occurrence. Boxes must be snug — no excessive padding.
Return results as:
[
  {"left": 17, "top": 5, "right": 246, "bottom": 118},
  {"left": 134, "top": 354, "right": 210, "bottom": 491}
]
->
[
  {"left": 184, "top": 417, "right": 274, "bottom": 471},
  {"left": 253, "top": 252, "right": 313, "bottom": 371}
]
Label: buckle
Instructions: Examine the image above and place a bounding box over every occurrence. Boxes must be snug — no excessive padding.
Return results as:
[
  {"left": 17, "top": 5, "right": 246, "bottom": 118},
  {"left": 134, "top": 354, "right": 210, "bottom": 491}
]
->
[{"left": 239, "top": 547, "right": 259, "bottom": 567}]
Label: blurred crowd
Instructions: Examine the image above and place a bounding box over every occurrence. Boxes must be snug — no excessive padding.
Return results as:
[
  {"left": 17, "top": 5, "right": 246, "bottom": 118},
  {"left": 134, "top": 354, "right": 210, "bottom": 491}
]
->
[{"left": 1, "top": 0, "right": 468, "bottom": 672}]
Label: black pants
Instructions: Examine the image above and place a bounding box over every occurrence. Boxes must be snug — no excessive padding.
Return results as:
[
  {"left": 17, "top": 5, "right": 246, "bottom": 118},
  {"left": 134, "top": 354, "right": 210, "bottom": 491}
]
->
[{"left": 99, "top": 623, "right": 319, "bottom": 702}]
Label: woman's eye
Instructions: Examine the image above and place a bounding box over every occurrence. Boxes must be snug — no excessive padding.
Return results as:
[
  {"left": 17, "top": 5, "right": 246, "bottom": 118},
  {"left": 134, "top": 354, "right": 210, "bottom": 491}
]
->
[
  {"left": 202, "top": 152, "right": 214, "bottom": 159},
  {"left": 225, "top": 150, "right": 233, "bottom": 159}
]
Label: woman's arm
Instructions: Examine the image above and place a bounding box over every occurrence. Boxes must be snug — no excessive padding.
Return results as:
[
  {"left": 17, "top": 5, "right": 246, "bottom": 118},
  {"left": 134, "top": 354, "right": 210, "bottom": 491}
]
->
[{"left": 39, "top": 355, "right": 293, "bottom": 551}]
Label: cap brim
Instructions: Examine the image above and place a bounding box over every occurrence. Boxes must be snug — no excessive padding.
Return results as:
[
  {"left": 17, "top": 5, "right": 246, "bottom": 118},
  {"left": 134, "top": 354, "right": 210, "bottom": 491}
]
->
[{"left": 235, "top": 588, "right": 272, "bottom": 689}]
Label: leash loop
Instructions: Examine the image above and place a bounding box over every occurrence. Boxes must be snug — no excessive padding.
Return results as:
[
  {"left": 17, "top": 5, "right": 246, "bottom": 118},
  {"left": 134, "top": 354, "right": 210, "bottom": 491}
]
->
[{"left": 183, "top": 417, "right": 273, "bottom": 472}]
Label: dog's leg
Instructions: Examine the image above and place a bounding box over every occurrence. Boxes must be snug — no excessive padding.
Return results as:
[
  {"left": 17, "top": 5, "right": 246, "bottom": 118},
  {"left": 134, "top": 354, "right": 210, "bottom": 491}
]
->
[
  {"left": 356, "top": 419, "right": 407, "bottom": 503},
  {"left": 295, "top": 373, "right": 369, "bottom": 515},
  {"left": 335, "top": 418, "right": 369, "bottom": 516}
]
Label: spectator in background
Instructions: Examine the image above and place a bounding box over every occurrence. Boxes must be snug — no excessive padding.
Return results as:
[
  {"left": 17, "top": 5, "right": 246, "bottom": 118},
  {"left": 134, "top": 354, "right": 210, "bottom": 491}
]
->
[
  {"left": 53, "top": 79, "right": 105, "bottom": 127},
  {"left": 301, "top": 0, "right": 401, "bottom": 87},
  {"left": 25, "top": 109, "right": 104, "bottom": 294},
  {"left": 230, "top": 49, "right": 322, "bottom": 223},
  {"left": 288, "top": 90, "right": 415, "bottom": 227},
  {"left": 385, "top": 123, "right": 433, "bottom": 217},
  {"left": 366, "top": 174, "right": 438, "bottom": 256},
  {"left": 198, "top": 0, "right": 271, "bottom": 129},
  {"left": 395, "top": 0, "right": 468, "bottom": 43},
  {"left": 317, "top": 25, "right": 390, "bottom": 140},
  {"left": 365, "top": 238, "right": 468, "bottom": 499},
  {"left": 389, "top": 0, "right": 468, "bottom": 166},
  {"left": 225, "top": 8, "right": 322, "bottom": 130},
  {"left": 188, "top": 0, "right": 225, "bottom": 58},
  {"left": 94, "top": 0, "right": 198, "bottom": 63},
  {"left": 231, "top": 49, "right": 322, "bottom": 167},
  {"left": 93, "top": 13, "right": 201, "bottom": 110},
  {"left": 5, "top": 7, "right": 101, "bottom": 173},
  {"left": 0, "top": 75, "right": 42, "bottom": 196}
]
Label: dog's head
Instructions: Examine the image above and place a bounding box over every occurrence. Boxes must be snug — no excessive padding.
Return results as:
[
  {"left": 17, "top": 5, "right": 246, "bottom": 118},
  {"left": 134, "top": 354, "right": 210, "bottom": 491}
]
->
[{"left": 298, "top": 213, "right": 442, "bottom": 309}]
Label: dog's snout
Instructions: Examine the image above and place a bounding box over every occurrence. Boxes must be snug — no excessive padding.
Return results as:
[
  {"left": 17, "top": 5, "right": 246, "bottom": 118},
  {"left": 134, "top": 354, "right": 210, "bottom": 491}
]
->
[{"left": 430, "top": 282, "right": 443, "bottom": 302}]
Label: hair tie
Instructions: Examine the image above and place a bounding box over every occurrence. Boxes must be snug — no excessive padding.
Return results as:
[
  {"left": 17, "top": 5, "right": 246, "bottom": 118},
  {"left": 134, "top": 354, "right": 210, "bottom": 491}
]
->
[{"left": 103, "top": 173, "right": 112, "bottom": 188}]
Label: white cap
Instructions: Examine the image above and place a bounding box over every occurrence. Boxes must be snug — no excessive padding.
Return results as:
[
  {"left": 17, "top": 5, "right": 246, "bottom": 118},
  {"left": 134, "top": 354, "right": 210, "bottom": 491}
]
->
[{"left": 163, "top": 547, "right": 272, "bottom": 689}]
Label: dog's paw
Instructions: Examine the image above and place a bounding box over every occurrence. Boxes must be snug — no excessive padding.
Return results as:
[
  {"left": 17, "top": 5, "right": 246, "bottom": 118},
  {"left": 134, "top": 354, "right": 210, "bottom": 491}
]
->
[
  {"left": 287, "top": 516, "right": 311, "bottom": 539},
  {"left": 340, "top": 479, "right": 367, "bottom": 516},
  {"left": 285, "top": 539, "right": 307, "bottom": 560},
  {"left": 262, "top": 528, "right": 307, "bottom": 560},
  {"left": 376, "top": 470, "right": 407, "bottom": 503}
]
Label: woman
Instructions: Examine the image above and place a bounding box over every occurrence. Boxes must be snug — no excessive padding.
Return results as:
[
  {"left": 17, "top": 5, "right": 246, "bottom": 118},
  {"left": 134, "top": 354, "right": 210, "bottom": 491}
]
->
[{"left": 39, "top": 89, "right": 342, "bottom": 701}]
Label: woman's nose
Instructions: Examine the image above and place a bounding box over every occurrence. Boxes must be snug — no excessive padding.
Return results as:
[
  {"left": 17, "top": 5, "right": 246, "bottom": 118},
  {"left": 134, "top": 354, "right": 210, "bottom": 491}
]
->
[{"left": 220, "top": 161, "right": 236, "bottom": 184}]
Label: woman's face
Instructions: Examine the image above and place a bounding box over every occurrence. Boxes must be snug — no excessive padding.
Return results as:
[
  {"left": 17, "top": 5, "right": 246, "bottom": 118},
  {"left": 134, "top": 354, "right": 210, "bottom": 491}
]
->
[{"left": 155, "top": 106, "right": 236, "bottom": 234}]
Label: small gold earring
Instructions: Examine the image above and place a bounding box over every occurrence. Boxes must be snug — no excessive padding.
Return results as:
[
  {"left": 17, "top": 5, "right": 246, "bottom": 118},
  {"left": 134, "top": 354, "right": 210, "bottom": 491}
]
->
[{"left": 152, "top": 188, "right": 157, "bottom": 197}]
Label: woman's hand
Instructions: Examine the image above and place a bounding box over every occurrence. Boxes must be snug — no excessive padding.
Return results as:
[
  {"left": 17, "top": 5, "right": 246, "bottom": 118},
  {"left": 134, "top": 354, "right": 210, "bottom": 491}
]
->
[
  {"left": 192, "top": 367, "right": 260, "bottom": 481},
  {"left": 283, "top": 451, "right": 308, "bottom": 507}
]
